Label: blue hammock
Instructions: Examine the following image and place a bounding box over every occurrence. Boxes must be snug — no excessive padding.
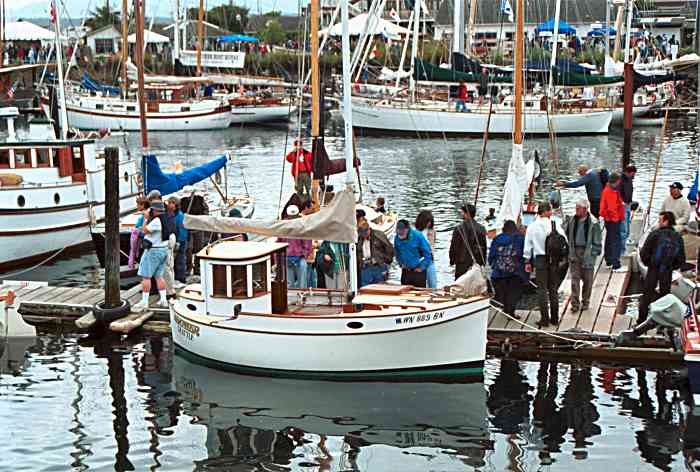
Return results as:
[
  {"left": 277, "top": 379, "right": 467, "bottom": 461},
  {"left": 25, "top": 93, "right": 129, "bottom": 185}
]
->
[{"left": 142, "top": 154, "right": 228, "bottom": 195}]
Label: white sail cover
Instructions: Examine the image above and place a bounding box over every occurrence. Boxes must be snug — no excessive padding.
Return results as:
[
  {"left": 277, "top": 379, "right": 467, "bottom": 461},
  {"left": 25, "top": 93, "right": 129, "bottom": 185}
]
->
[
  {"left": 497, "top": 143, "right": 529, "bottom": 225},
  {"left": 184, "top": 189, "right": 358, "bottom": 243}
]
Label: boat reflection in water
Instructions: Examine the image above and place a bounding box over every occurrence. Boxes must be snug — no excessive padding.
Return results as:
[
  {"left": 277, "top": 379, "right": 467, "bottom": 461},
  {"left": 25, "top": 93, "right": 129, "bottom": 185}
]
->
[{"left": 172, "top": 356, "right": 491, "bottom": 469}]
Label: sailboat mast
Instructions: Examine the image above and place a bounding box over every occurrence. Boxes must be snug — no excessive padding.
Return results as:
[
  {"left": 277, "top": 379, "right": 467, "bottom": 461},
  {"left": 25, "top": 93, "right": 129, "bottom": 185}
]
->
[
  {"left": 452, "top": 0, "right": 464, "bottom": 55},
  {"left": 340, "top": 0, "right": 358, "bottom": 295},
  {"left": 196, "top": 0, "right": 205, "bottom": 75},
  {"left": 622, "top": 0, "right": 634, "bottom": 167},
  {"left": 547, "top": 0, "right": 561, "bottom": 102},
  {"left": 0, "top": 0, "right": 4, "bottom": 67},
  {"left": 466, "top": 0, "right": 476, "bottom": 55},
  {"left": 121, "top": 0, "right": 129, "bottom": 97},
  {"left": 173, "top": 0, "right": 180, "bottom": 64},
  {"left": 52, "top": 0, "right": 69, "bottom": 140},
  {"left": 513, "top": 0, "right": 523, "bottom": 145},
  {"left": 134, "top": 0, "right": 148, "bottom": 148},
  {"left": 310, "top": 0, "right": 322, "bottom": 209},
  {"left": 408, "top": 0, "right": 421, "bottom": 100}
]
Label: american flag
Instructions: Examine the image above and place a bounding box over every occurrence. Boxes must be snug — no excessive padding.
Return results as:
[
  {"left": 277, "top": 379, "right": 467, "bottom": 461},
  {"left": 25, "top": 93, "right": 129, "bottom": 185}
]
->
[
  {"left": 50, "top": 0, "right": 57, "bottom": 24},
  {"left": 6, "top": 80, "right": 18, "bottom": 99}
]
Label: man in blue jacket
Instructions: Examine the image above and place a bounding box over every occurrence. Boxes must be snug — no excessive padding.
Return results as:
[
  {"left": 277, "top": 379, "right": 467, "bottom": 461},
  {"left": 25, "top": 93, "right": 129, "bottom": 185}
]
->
[
  {"left": 488, "top": 220, "right": 527, "bottom": 318},
  {"left": 394, "top": 219, "right": 432, "bottom": 288},
  {"left": 555, "top": 165, "right": 603, "bottom": 218},
  {"left": 166, "top": 196, "right": 188, "bottom": 283}
]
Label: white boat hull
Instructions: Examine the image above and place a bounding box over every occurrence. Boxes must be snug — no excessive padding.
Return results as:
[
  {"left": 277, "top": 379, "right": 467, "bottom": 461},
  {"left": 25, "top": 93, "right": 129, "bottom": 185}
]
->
[
  {"left": 351, "top": 101, "right": 612, "bottom": 136},
  {"left": 610, "top": 104, "right": 654, "bottom": 125},
  {"left": 170, "top": 294, "right": 489, "bottom": 378},
  {"left": 230, "top": 105, "right": 296, "bottom": 124}
]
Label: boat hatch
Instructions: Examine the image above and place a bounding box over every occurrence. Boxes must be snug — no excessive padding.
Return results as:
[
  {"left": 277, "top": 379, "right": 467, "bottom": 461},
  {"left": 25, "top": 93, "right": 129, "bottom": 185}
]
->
[{"left": 198, "top": 241, "right": 289, "bottom": 316}]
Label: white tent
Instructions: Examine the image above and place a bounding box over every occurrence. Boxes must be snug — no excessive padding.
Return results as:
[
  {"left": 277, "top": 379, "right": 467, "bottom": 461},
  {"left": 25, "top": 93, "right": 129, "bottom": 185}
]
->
[
  {"left": 127, "top": 30, "right": 170, "bottom": 44},
  {"left": 319, "top": 13, "right": 410, "bottom": 38},
  {"left": 5, "top": 21, "right": 57, "bottom": 41}
]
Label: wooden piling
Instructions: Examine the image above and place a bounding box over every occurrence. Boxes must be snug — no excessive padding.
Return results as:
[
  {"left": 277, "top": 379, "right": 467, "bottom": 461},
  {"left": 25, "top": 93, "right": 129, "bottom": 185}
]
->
[
  {"left": 104, "top": 146, "right": 121, "bottom": 308},
  {"left": 622, "top": 62, "right": 634, "bottom": 168}
]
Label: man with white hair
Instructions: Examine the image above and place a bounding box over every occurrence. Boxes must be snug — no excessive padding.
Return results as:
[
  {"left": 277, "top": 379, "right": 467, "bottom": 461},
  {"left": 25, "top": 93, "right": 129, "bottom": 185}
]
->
[{"left": 564, "top": 199, "right": 602, "bottom": 312}]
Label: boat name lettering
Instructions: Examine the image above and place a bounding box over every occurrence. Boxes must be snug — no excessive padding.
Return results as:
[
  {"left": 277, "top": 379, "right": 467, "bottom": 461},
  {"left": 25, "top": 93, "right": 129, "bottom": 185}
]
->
[
  {"left": 175, "top": 315, "right": 200, "bottom": 339},
  {"left": 395, "top": 312, "right": 444, "bottom": 325}
]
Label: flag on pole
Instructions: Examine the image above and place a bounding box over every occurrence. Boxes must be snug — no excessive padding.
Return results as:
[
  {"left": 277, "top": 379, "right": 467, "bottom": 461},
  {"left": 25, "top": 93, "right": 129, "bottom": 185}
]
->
[
  {"left": 369, "top": 44, "right": 380, "bottom": 60},
  {"left": 7, "top": 80, "right": 18, "bottom": 99},
  {"left": 500, "top": 0, "right": 514, "bottom": 22},
  {"left": 389, "top": 8, "right": 400, "bottom": 22},
  {"left": 50, "top": 0, "right": 57, "bottom": 24}
]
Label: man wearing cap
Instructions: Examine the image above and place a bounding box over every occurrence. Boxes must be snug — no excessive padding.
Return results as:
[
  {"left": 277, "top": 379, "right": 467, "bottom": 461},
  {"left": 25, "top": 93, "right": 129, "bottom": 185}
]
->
[
  {"left": 394, "top": 219, "right": 432, "bottom": 288},
  {"left": 285, "top": 139, "right": 314, "bottom": 202},
  {"left": 133, "top": 201, "right": 170, "bottom": 311},
  {"left": 166, "top": 196, "right": 188, "bottom": 284},
  {"left": 449, "top": 203, "right": 487, "bottom": 280},
  {"left": 660, "top": 182, "right": 692, "bottom": 232}
]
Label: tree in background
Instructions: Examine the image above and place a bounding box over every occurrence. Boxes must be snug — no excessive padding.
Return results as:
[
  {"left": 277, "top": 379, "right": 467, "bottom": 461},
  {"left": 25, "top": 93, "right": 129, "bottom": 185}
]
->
[
  {"left": 260, "top": 19, "right": 285, "bottom": 45},
  {"left": 86, "top": 1, "right": 121, "bottom": 30},
  {"left": 207, "top": 4, "right": 249, "bottom": 33}
]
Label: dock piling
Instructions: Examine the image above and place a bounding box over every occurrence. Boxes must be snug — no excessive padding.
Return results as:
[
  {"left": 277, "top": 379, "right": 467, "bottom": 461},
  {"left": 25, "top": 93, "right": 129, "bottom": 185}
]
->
[{"left": 104, "top": 146, "right": 122, "bottom": 309}]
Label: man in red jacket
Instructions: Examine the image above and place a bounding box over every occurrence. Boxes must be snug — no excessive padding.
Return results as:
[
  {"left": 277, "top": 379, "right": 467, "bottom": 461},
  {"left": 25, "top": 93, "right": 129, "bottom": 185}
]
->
[
  {"left": 285, "top": 139, "right": 313, "bottom": 202},
  {"left": 599, "top": 173, "right": 626, "bottom": 272}
]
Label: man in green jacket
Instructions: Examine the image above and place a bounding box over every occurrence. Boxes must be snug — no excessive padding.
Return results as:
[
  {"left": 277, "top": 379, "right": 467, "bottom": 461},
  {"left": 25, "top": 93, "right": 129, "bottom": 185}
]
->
[{"left": 564, "top": 199, "right": 602, "bottom": 312}]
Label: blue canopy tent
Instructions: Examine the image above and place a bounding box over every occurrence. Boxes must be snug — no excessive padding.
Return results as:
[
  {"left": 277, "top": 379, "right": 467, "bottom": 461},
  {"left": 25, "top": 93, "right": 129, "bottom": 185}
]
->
[
  {"left": 535, "top": 18, "right": 576, "bottom": 35},
  {"left": 142, "top": 153, "right": 228, "bottom": 195},
  {"left": 587, "top": 26, "right": 616, "bottom": 38},
  {"left": 217, "top": 34, "right": 259, "bottom": 43}
]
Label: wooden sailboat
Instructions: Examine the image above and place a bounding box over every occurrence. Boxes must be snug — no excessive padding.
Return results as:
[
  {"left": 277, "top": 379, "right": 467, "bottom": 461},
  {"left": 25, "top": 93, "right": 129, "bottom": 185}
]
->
[{"left": 168, "top": 0, "right": 490, "bottom": 379}]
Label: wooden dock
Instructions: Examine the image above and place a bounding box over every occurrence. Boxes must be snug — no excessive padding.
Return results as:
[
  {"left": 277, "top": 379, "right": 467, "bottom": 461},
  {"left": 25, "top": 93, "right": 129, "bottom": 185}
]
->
[{"left": 2, "top": 254, "right": 682, "bottom": 364}]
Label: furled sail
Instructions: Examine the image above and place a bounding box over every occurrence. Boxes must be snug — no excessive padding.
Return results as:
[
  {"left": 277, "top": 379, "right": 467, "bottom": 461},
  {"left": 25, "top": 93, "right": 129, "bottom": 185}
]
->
[
  {"left": 184, "top": 189, "right": 358, "bottom": 243},
  {"left": 497, "top": 143, "right": 530, "bottom": 225},
  {"left": 142, "top": 153, "right": 228, "bottom": 195}
]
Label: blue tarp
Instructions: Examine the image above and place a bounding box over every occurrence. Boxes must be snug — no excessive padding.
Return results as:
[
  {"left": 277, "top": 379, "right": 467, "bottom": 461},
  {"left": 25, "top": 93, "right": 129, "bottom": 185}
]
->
[
  {"left": 689, "top": 171, "right": 698, "bottom": 203},
  {"left": 535, "top": 18, "right": 576, "bottom": 35},
  {"left": 81, "top": 73, "right": 120, "bottom": 96},
  {"left": 217, "top": 34, "right": 259, "bottom": 43},
  {"left": 142, "top": 153, "right": 228, "bottom": 195},
  {"left": 587, "top": 26, "right": 616, "bottom": 38}
]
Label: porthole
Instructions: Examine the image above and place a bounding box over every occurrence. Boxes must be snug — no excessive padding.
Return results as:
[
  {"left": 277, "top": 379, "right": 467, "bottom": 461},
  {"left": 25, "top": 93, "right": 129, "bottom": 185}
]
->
[
  {"left": 17, "top": 195, "right": 25, "bottom": 207},
  {"left": 186, "top": 303, "right": 197, "bottom": 311},
  {"left": 123, "top": 172, "right": 129, "bottom": 182},
  {"left": 54, "top": 193, "right": 60, "bottom": 205},
  {"left": 346, "top": 321, "right": 364, "bottom": 330}
]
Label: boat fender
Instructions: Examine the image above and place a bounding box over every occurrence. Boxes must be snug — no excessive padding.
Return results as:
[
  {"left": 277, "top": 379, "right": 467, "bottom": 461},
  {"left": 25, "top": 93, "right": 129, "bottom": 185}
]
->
[
  {"left": 500, "top": 338, "right": 512, "bottom": 355},
  {"left": 92, "top": 300, "right": 131, "bottom": 325},
  {"left": 231, "top": 304, "right": 241, "bottom": 320}
]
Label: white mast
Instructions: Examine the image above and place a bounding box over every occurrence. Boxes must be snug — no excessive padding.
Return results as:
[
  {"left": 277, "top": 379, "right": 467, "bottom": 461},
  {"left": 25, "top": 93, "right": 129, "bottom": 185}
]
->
[
  {"left": 547, "top": 0, "right": 561, "bottom": 102},
  {"left": 341, "top": 0, "right": 358, "bottom": 295},
  {"left": 173, "top": 0, "right": 180, "bottom": 62},
  {"left": 624, "top": 0, "right": 633, "bottom": 63},
  {"left": 452, "top": 0, "right": 464, "bottom": 54},
  {"left": 52, "top": 0, "right": 69, "bottom": 140},
  {"left": 408, "top": 0, "right": 421, "bottom": 100}
]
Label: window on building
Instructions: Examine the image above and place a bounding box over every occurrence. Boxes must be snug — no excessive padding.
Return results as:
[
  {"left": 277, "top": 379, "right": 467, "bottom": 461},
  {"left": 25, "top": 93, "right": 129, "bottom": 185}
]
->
[
  {"left": 94, "top": 38, "right": 114, "bottom": 54},
  {"left": 252, "top": 261, "right": 268, "bottom": 296}
]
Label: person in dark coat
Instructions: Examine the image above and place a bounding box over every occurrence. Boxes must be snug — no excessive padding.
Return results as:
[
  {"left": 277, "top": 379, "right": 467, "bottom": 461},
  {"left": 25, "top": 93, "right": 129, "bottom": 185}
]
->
[
  {"left": 638, "top": 211, "right": 686, "bottom": 323},
  {"left": 449, "top": 203, "right": 487, "bottom": 279},
  {"left": 357, "top": 220, "right": 394, "bottom": 287},
  {"left": 488, "top": 220, "right": 527, "bottom": 318}
]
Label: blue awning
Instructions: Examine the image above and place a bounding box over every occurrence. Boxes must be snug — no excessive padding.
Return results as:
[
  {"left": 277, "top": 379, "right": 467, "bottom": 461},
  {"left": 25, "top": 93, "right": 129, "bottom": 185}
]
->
[
  {"left": 587, "top": 26, "right": 616, "bottom": 37},
  {"left": 535, "top": 18, "right": 576, "bottom": 35},
  {"left": 217, "top": 34, "right": 259, "bottom": 43}
]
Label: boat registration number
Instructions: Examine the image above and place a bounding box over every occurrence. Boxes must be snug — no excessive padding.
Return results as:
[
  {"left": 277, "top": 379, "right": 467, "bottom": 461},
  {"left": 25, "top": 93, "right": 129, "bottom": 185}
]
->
[
  {"left": 395, "top": 311, "right": 444, "bottom": 325},
  {"left": 175, "top": 314, "right": 200, "bottom": 340}
]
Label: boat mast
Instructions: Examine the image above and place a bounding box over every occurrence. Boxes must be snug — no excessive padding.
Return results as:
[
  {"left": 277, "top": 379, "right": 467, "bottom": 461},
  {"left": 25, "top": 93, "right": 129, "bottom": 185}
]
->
[
  {"left": 466, "top": 0, "right": 476, "bottom": 55},
  {"left": 134, "top": 0, "right": 148, "bottom": 148},
  {"left": 121, "top": 0, "right": 129, "bottom": 97},
  {"left": 513, "top": 0, "right": 523, "bottom": 147},
  {"left": 547, "top": 0, "right": 561, "bottom": 104},
  {"left": 408, "top": 0, "right": 421, "bottom": 101},
  {"left": 52, "top": 0, "right": 69, "bottom": 140},
  {"left": 604, "top": 0, "right": 610, "bottom": 59},
  {"left": 340, "top": 0, "right": 358, "bottom": 295},
  {"left": 0, "top": 0, "right": 4, "bottom": 67},
  {"left": 622, "top": 0, "right": 634, "bottom": 168},
  {"left": 196, "top": 0, "right": 205, "bottom": 75},
  {"left": 173, "top": 0, "right": 180, "bottom": 64},
  {"left": 310, "top": 0, "right": 322, "bottom": 209},
  {"left": 452, "top": 0, "right": 464, "bottom": 55}
]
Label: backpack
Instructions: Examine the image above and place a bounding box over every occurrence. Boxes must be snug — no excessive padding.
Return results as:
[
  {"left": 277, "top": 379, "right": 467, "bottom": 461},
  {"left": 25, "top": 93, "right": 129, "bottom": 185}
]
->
[
  {"left": 598, "top": 168, "right": 610, "bottom": 188},
  {"left": 654, "top": 232, "right": 681, "bottom": 272},
  {"left": 493, "top": 238, "right": 518, "bottom": 274},
  {"left": 545, "top": 221, "right": 569, "bottom": 266},
  {"left": 159, "top": 214, "right": 175, "bottom": 244}
]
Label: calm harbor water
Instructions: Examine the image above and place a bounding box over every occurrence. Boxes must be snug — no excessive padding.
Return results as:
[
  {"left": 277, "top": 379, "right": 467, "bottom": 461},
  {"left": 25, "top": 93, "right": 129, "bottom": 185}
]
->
[{"left": 2, "top": 119, "right": 700, "bottom": 470}]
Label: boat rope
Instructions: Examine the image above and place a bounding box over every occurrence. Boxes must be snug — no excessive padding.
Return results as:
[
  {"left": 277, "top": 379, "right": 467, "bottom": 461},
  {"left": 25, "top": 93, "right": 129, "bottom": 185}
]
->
[
  {"left": 489, "top": 303, "right": 614, "bottom": 350},
  {"left": 643, "top": 105, "right": 671, "bottom": 230},
  {"left": 0, "top": 245, "right": 70, "bottom": 279},
  {"left": 473, "top": 96, "right": 494, "bottom": 206}
]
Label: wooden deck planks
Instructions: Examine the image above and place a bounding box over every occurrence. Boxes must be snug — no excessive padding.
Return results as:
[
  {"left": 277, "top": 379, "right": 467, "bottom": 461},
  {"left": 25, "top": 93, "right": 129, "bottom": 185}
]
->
[
  {"left": 575, "top": 266, "right": 611, "bottom": 333},
  {"left": 50, "top": 287, "right": 91, "bottom": 304},
  {"left": 593, "top": 266, "right": 631, "bottom": 335},
  {"left": 21, "top": 286, "right": 65, "bottom": 303}
]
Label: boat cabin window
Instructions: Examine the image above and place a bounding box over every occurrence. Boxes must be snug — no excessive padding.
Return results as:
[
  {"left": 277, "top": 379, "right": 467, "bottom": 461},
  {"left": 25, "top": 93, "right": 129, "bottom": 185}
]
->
[
  {"left": 147, "top": 90, "right": 158, "bottom": 102},
  {"left": 0, "top": 150, "right": 9, "bottom": 168},
  {"left": 72, "top": 145, "right": 85, "bottom": 174},
  {"left": 211, "top": 264, "right": 249, "bottom": 298},
  {"left": 36, "top": 148, "right": 52, "bottom": 167},
  {"left": 252, "top": 261, "right": 268, "bottom": 296},
  {"left": 13, "top": 149, "right": 31, "bottom": 168}
]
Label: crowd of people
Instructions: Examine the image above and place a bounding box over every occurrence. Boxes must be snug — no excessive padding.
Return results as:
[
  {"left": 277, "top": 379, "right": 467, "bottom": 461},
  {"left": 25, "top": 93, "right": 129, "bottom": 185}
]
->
[{"left": 2, "top": 42, "right": 51, "bottom": 65}]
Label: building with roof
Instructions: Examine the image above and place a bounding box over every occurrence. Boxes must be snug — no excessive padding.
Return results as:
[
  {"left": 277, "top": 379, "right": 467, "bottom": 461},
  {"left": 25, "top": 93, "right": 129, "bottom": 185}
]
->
[{"left": 85, "top": 24, "right": 122, "bottom": 55}]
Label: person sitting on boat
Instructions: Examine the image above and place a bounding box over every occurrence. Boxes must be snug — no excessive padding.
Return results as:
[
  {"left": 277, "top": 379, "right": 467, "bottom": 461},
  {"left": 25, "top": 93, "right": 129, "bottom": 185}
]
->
[
  {"left": 277, "top": 205, "right": 312, "bottom": 289},
  {"left": 285, "top": 139, "right": 314, "bottom": 203},
  {"left": 394, "top": 219, "right": 432, "bottom": 288},
  {"left": 564, "top": 199, "right": 602, "bottom": 313},
  {"left": 220, "top": 208, "right": 248, "bottom": 241},
  {"left": 660, "top": 182, "right": 692, "bottom": 232},
  {"left": 357, "top": 220, "right": 394, "bottom": 287},
  {"left": 166, "top": 196, "right": 188, "bottom": 284},
  {"left": 449, "top": 204, "right": 487, "bottom": 280},
  {"left": 132, "top": 201, "right": 171, "bottom": 312},
  {"left": 375, "top": 197, "right": 386, "bottom": 214},
  {"left": 455, "top": 81, "right": 468, "bottom": 113},
  {"left": 637, "top": 211, "right": 686, "bottom": 324},
  {"left": 555, "top": 165, "right": 603, "bottom": 219},
  {"left": 489, "top": 220, "right": 527, "bottom": 319}
]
